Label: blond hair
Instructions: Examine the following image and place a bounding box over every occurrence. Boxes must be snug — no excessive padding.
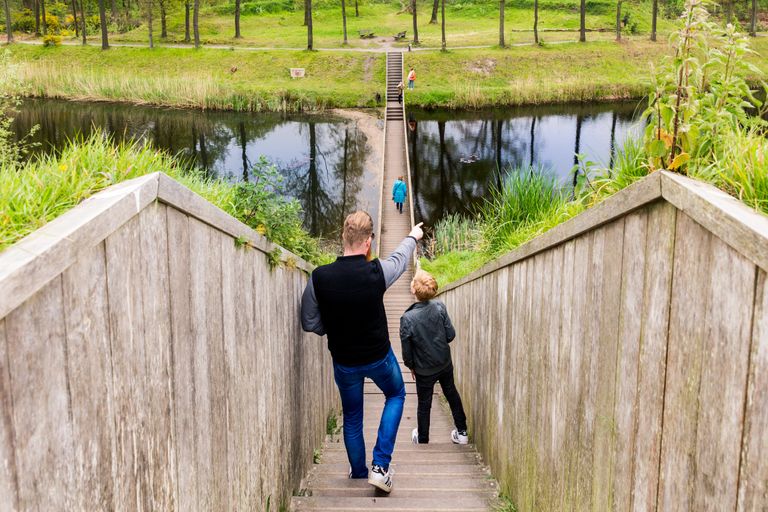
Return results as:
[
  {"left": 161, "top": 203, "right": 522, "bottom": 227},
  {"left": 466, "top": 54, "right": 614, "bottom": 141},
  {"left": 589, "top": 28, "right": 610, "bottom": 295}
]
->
[
  {"left": 342, "top": 211, "right": 373, "bottom": 249},
  {"left": 411, "top": 270, "right": 438, "bottom": 301}
]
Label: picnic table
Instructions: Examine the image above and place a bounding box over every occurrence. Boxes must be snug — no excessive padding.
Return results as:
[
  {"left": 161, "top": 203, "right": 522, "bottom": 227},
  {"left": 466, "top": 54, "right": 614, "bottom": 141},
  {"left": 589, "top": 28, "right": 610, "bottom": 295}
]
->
[{"left": 359, "top": 29, "right": 375, "bottom": 39}]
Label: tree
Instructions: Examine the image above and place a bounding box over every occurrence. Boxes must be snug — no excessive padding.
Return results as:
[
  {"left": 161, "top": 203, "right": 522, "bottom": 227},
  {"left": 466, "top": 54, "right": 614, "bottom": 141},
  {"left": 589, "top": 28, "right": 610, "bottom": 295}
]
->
[
  {"left": 234, "top": 0, "right": 241, "bottom": 37},
  {"left": 41, "top": 0, "right": 47, "bottom": 35},
  {"left": 499, "top": 0, "right": 505, "bottom": 47},
  {"left": 3, "top": 0, "right": 12, "bottom": 43},
  {"left": 147, "top": 0, "right": 154, "bottom": 48},
  {"left": 411, "top": 0, "right": 418, "bottom": 44},
  {"left": 98, "top": 0, "right": 110, "bottom": 48},
  {"left": 534, "top": 0, "right": 539, "bottom": 43},
  {"left": 184, "top": 0, "right": 190, "bottom": 42},
  {"left": 651, "top": 0, "right": 657, "bottom": 40},
  {"left": 579, "top": 0, "right": 586, "bottom": 42},
  {"left": 440, "top": 0, "right": 445, "bottom": 50},
  {"left": 193, "top": 0, "right": 200, "bottom": 47},
  {"left": 79, "top": 0, "right": 86, "bottom": 44},
  {"left": 430, "top": 0, "right": 438, "bottom": 23},
  {"left": 306, "top": 0, "right": 313, "bottom": 49},
  {"left": 71, "top": 0, "right": 79, "bottom": 37},
  {"left": 354, "top": 0, "right": 358, "bottom": 16},
  {"left": 341, "top": 0, "right": 348, "bottom": 44},
  {"left": 34, "top": 0, "right": 40, "bottom": 36},
  {"left": 749, "top": 0, "right": 756, "bottom": 35},
  {"left": 159, "top": 0, "right": 168, "bottom": 38},
  {"left": 616, "top": 0, "right": 622, "bottom": 40}
]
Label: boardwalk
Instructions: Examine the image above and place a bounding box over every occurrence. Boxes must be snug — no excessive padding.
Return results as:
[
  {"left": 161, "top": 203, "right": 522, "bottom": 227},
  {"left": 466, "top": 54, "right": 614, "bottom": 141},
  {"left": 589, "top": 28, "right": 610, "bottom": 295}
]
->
[{"left": 291, "top": 53, "right": 496, "bottom": 512}]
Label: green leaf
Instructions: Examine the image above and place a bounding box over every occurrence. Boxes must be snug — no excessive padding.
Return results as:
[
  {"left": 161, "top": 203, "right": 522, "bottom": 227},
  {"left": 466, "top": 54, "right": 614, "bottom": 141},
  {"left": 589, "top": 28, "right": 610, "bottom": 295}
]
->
[{"left": 649, "top": 139, "right": 668, "bottom": 158}]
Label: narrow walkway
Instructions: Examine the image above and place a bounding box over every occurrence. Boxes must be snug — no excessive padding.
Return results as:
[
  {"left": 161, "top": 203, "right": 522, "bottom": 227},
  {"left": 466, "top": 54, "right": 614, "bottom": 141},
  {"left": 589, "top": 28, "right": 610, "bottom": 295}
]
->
[{"left": 291, "top": 53, "right": 496, "bottom": 512}]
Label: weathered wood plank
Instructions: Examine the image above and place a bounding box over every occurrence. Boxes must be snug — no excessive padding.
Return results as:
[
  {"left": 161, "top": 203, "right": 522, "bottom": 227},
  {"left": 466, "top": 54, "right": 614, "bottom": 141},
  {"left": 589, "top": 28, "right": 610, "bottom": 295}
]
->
[
  {"left": 631, "top": 201, "right": 676, "bottom": 511},
  {"left": 166, "top": 207, "right": 198, "bottom": 512},
  {"left": 0, "top": 319, "right": 19, "bottom": 511},
  {"left": 104, "top": 213, "right": 149, "bottom": 510},
  {"left": 692, "top": 234, "right": 755, "bottom": 509},
  {"left": 611, "top": 209, "right": 648, "bottom": 511},
  {"left": 0, "top": 173, "right": 159, "bottom": 319},
  {"left": 5, "top": 280, "right": 74, "bottom": 510},
  {"left": 138, "top": 203, "right": 176, "bottom": 509},
  {"left": 440, "top": 172, "right": 662, "bottom": 294},
  {"left": 659, "top": 212, "right": 713, "bottom": 510},
  {"left": 61, "top": 242, "right": 116, "bottom": 510},
  {"left": 738, "top": 269, "right": 768, "bottom": 511},
  {"left": 661, "top": 171, "right": 768, "bottom": 272},
  {"left": 555, "top": 239, "right": 575, "bottom": 510}
]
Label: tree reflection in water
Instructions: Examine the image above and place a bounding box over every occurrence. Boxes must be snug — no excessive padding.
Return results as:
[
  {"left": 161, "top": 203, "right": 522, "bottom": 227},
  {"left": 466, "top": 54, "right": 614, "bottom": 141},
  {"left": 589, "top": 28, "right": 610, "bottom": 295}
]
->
[
  {"left": 13, "top": 99, "right": 370, "bottom": 241},
  {"left": 407, "top": 102, "right": 642, "bottom": 227}
]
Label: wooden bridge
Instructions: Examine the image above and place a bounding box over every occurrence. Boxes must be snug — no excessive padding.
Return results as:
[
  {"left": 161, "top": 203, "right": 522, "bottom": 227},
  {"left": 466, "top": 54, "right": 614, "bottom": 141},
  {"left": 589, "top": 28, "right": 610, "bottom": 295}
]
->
[{"left": 290, "top": 51, "right": 498, "bottom": 512}]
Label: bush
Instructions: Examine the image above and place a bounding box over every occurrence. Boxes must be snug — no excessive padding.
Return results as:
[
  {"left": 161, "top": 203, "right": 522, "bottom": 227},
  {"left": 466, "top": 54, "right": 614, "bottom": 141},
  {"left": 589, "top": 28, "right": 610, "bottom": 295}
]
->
[
  {"left": 45, "top": 14, "right": 61, "bottom": 32},
  {"left": 11, "top": 9, "right": 36, "bottom": 33},
  {"left": 42, "top": 34, "right": 62, "bottom": 46},
  {"left": 212, "top": 0, "right": 294, "bottom": 15}
]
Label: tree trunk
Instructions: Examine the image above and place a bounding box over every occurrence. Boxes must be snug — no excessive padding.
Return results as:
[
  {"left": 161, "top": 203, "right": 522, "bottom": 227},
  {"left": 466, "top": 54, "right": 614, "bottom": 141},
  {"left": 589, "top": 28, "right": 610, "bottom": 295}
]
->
[
  {"left": 79, "top": 0, "right": 86, "bottom": 44},
  {"left": 529, "top": 116, "right": 536, "bottom": 166},
  {"left": 579, "top": 0, "right": 586, "bottom": 42},
  {"left": 749, "top": 0, "right": 756, "bottom": 35},
  {"left": 4, "top": 0, "right": 12, "bottom": 43},
  {"left": 99, "top": 0, "right": 109, "bottom": 48},
  {"left": 341, "top": 0, "right": 348, "bottom": 44},
  {"left": 440, "top": 0, "right": 445, "bottom": 50},
  {"left": 499, "top": 0, "right": 504, "bottom": 47},
  {"left": 650, "top": 0, "right": 657, "bottom": 41},
  {"left": 239, "top": 122, "right": 248, "bottom": 181},
  {"left": 147, "top": 0, "right": 154, "bottom": 48},
  {"left": 234, "top": 0, "right": 241, "bottom": 37},
  {"left": 34, "top": 0, "right": 40, "bottom": 35},
  {"left": 193, "top": 0, "right": 200, "bottom": 48},
  {"left": 411, "top": 0, "right": 418, "bottom": 44},
  {"left": 572, "top": 114, "right": 582, "bottom": 191},
  {"left": 616, "top": 0, "right": 621, "bottom": 40},
  {"left": 41, "top": 0, "right": 46, "bottom": 35},
  {"left": 160, "top": 2, "right": 166, "bottom": 38},
  {"left": 304, "top": 0, "right": 308, "bottom": 25},
  {"left": 354, "top": 0, "right": 358, "bottom": 16},
  {"left": 72, "top": 0, "right": 79, "bottom": 36},
  {"left": 533, "top": 0, "right": 538, "bottom": 44},
  {"left": 430, "top": 0, "right": 438, "bottom": 24},
  {"left": 110, "top": 0, "right": 117, "bottom": 21},
  {"left": 306, "top": 0, "right": 313, "bottom": 49},
  {"left": 184, "top": 0, "right": 190, "bottom": 42}
]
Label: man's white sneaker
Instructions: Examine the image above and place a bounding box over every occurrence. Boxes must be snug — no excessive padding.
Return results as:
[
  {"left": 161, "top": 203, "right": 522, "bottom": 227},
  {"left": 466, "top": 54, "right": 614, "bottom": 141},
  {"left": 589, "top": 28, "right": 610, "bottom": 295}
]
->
[
  {"left": 368, "top": 464, "right": 393, "bottom": 493},
  {"left": 451, "top": 429, "right": 469, "bottom": 445},
  {"left": 411, "top": 428, "right": 419, "bottom": 444}
]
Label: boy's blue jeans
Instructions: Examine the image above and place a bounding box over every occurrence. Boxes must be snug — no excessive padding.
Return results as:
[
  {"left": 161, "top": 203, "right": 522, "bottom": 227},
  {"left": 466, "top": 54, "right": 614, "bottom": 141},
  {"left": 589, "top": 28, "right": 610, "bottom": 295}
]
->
[{"left": 333, "top": 348, "right": 405, "bottom": 477}]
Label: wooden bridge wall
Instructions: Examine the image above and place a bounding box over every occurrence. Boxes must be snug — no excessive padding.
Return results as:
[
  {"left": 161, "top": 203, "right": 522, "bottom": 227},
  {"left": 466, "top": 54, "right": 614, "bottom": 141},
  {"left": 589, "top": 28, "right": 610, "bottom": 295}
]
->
[
  {"left": 439, "top": 171, "right": 768, "bottom": 511},
  {"left": 0, "top": 173, "right": 337, "bottom": 511}
]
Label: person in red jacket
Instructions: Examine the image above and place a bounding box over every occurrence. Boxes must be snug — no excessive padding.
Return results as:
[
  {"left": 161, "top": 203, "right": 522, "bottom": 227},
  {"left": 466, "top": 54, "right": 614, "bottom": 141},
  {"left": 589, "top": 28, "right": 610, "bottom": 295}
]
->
[{"left": 407, "top": 67, "right": 416, "bottom": 90}]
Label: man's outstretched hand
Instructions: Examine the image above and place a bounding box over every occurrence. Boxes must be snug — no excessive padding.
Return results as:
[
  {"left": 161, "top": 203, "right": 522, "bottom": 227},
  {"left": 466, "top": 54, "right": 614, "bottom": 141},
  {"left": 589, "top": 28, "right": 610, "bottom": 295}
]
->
[{"left": 409, "top": 222, "right": 424, "bottom": 241}]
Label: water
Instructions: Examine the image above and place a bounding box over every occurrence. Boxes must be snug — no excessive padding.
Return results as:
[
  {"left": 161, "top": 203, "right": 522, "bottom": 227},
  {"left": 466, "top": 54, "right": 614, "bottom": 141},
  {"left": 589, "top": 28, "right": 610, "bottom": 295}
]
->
[
  {"left": 406, "top": 102, "right": 644, "bottom": 227},
  {"left": 12, "top": 99, "right": 376, "bottom": 241},
  {"left": 14, "top": 99, "right": 646, "bottom": 238}
]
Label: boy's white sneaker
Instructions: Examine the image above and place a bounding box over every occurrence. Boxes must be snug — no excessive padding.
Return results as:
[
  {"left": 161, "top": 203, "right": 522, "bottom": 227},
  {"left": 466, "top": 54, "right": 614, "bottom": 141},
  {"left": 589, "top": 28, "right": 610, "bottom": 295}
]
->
[
  {"left": 451, "top": 429, "right": 469, "bottom": 445},
  {"left": 368, "top": 464, "right": 394, "bottom": 493},
  {"left": 411, "top": 428, "right": 419, "bottom": 444}
]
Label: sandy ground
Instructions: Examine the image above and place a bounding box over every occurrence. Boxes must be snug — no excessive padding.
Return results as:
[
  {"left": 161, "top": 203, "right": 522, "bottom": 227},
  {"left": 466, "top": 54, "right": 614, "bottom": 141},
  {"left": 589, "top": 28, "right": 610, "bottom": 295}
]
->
[{"left": 331, "top": 108, "right": 385, "bottom": 229}]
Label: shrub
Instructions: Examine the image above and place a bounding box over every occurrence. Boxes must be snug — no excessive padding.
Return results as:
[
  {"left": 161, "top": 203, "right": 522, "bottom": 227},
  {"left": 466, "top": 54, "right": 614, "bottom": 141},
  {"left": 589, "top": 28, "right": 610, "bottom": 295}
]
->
[
  {"left": 11, "top": 9, "right": 36, "bottom": 32},
  {"left": 42, "top": 34, "right": 62, "bottom": 46},
  {"left": 45, "top": 14, "right": 61, "bottom": 32}
]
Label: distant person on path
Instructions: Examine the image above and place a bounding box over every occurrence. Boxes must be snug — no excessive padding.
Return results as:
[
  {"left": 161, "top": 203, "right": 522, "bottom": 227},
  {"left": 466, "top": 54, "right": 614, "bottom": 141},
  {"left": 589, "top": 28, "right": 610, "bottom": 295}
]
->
[
  {"left": 396, "top": 80, "right": 405, "bottom": 104},
  {"left": 400, "top": 270, "right": 469, "bottom": 446},
  {"left": 392, "top": 176, "right": 407, "bottom": 214},
  {"left": 407, "top": 67, "right": 416, "bottom": 90},
  {"left": 301, "top": 211, "right": 424, "bottom": 493}
]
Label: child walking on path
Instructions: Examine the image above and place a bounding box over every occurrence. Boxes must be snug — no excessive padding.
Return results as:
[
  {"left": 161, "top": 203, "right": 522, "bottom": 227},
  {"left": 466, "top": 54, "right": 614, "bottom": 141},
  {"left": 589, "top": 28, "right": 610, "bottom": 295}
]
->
[
  {"left": 400, "top": 270, "right": 469, "bottom": 445},
  {"left": 392, "top": 176, "right": 407, "bottom": 214}
]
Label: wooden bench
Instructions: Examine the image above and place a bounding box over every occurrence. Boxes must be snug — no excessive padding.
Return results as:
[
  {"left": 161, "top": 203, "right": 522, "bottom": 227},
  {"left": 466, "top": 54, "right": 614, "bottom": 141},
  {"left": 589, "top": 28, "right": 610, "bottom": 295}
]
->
[
  {"left": 358, "top": 29, "right": 375, "bottom": 39},
  {"left": 393, "top": 30, "right": 407, "bottom": 41}
]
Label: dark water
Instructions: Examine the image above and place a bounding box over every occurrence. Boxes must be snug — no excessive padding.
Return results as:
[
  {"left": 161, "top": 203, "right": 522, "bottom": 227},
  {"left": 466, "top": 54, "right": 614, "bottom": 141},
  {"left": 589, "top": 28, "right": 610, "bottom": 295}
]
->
[
  {"left": 13, "top": 99, "right": 646, "bottom": 239},
  {"left": 406, "top": 102, "right": 644, "bottom": 227},
  {"left": 12, "top": 99, "right": 377, "bottom": 241}
]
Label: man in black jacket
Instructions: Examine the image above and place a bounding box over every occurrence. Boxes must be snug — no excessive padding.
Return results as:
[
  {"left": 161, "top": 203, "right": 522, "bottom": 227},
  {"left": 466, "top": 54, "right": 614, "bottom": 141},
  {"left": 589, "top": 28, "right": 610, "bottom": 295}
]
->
[{"left": 301, "top": 210, "right": 423, "bottom": 493}]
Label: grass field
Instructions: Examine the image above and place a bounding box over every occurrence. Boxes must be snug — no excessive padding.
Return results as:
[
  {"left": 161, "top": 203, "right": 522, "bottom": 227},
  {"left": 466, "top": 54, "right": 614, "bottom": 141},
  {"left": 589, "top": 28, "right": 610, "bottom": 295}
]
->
[{"left": 8, "top": 36, "right": 767, "bottom": 110}]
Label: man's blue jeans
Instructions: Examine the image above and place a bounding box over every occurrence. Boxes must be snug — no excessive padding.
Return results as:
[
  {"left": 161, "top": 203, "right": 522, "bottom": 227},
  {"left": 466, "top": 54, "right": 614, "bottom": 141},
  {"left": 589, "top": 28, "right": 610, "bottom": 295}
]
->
[{"left": 333, "top": 348, "right": 405, "bottom": 477}]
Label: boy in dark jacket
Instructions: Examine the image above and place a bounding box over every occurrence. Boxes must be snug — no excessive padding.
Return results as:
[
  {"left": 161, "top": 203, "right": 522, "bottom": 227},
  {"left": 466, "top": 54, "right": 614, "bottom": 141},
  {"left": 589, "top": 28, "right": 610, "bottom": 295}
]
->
[{"left": 400, "top": 270, "right": 468, "bottom": 445}]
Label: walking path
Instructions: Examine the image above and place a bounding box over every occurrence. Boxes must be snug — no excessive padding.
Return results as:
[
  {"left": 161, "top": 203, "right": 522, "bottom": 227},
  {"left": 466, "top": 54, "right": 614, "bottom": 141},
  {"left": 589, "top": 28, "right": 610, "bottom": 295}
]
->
[{"left": 290, "top": 52, "right": 497, "bottom": 512}]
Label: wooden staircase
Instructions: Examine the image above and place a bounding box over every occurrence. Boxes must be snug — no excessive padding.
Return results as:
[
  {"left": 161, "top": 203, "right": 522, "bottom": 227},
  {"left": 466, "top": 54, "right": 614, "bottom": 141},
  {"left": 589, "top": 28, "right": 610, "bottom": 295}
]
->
[{"left": 290, "top": 52, "right": 497, "bottom": 512}]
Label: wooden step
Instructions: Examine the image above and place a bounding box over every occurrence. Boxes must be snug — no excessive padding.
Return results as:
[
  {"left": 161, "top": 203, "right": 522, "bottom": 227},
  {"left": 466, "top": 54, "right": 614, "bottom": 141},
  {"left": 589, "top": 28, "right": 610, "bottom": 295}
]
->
[{"left": 291, "top": 495, "right": 491, "bottom": 511}]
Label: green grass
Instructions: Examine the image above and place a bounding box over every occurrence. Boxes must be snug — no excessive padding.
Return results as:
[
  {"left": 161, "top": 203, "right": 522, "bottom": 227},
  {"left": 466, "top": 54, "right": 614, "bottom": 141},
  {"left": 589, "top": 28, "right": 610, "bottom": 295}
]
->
[
  {"left": 0, "top": 134, "right": 331, "bottom": 264},
  {"left": 421, "top": 250, "right": 490, "bottom": 288}
]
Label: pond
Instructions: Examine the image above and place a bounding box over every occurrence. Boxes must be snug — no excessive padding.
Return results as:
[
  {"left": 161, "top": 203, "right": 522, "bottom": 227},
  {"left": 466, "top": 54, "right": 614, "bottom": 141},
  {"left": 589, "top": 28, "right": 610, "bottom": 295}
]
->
[
  {"left": 406, "top": 102, "right": 644, "bottom": 228},
  {"left": 13, "top": 99, "right": 645, "bottom": 240},
  {"left": 11, "top": 99, "right": 377, "bottom": 241}
]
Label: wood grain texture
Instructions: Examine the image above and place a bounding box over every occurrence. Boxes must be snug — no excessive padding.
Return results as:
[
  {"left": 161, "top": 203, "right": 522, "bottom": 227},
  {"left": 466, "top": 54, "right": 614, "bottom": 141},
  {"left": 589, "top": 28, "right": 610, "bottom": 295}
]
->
[{"left": 0, "top": 319, "right": 19, "bottom": 511}]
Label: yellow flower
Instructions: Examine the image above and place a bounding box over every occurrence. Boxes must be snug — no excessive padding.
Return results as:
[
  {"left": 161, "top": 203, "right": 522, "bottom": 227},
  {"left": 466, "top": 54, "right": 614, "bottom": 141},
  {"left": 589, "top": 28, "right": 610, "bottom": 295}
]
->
[
  {"left": 256, "top": 224, "right": 267, "bottom": 235},
  {"left": 59, "top": 164, "right": 68, "bottom": 172}
]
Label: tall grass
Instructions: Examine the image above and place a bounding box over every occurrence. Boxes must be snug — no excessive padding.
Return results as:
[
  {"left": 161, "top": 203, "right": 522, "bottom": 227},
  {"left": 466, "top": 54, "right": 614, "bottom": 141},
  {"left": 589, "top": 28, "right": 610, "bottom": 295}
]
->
[
  {"left": 430, "top": 213, "right": 483, "bottom": 256},
  {"left": 0, "top": 134, "right": 330, "bottom": 264}
]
